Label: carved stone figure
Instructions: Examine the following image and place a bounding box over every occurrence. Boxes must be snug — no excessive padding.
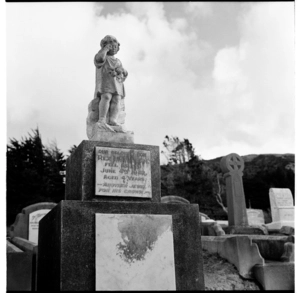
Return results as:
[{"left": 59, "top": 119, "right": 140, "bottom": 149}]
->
[{"left": 87, "top": 35, "right": 133, "bottom": 143}]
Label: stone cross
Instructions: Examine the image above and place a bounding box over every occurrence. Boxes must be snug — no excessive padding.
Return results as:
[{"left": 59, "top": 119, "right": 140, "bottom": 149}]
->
[{"left": 220, "top": 153, "right": 249, "bottom": 226}]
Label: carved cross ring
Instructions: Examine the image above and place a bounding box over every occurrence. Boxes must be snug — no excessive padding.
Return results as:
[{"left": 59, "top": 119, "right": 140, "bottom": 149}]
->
[{"left": 220, "top": 153, "right": 245, "bottom": 173}]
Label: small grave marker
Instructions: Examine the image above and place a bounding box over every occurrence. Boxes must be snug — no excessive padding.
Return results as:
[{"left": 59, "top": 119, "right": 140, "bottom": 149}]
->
[
  {"left": 247, "top": 209, "right": 265, "bottom": 226},
  {"left": 266, "top": 188, "right": 294, "bottom": 230}
]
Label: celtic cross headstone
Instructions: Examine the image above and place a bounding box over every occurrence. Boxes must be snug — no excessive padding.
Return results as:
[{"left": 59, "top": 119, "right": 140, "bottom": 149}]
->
[{"left": 220, "top": 153, "right": 249, "bottom": 226}]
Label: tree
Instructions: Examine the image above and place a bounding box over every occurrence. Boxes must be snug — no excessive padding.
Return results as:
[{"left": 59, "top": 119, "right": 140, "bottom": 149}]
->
[
  {"left": 160, "top": 136, "right": 227, "bottom": 219},
  {"left": 7, "top": 128, "right": 66, "bottom": 225},
  {"left": 68, "top": 144, "right": 77, "bottom": 156},
  {"left": 161, "top": 136, "right": 198, "bottom": 164}
]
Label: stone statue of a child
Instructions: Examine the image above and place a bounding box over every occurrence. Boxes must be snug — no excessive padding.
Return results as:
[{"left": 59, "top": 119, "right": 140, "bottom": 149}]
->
[{"left": 93, "top": 35, "right": 128, "bottom": 132}]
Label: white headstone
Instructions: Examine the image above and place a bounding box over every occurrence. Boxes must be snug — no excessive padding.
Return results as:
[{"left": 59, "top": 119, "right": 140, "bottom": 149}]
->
[
  {"left": 95, "top": 147, "right": 152, "bottom": 198},
  {"left": 28, "top": 209, "right": 51, "bottom": 243},
  {"left": 266, "top": 188, "right": 294, "bottom": 230},
  {"left": 246, "top": 209, "right": 265, "bottom": 226},
  {"left": 95, "top": 213, "right": 176, "bottom": 290}
]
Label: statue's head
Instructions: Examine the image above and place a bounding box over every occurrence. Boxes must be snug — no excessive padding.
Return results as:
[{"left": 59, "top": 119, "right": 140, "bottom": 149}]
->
[{"left": 100, "top": 35, "right": 120, "bottom": 56}]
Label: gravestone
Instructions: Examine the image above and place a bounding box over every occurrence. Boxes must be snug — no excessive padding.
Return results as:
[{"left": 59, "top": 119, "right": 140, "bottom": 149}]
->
[
  {"left": 9, "top": 202, "right": 56, "bottom": 243},
  {"left": 220, "top": 153, "right": 248, "bottom": 226},
  {"left": 220, "top": 153, "right": 267, "bottom": 235},
  {"left": 266, "top": 188, "right": 294, "bottom": 230},
  {"left": 247, "top": 209, "right": 265, "bottom": 226},
  {"left": 161, "top": 195, "right": 190, "bottom": 204},
  {"left": 37, "top": 35, "right": 204, "bottom": 290}
]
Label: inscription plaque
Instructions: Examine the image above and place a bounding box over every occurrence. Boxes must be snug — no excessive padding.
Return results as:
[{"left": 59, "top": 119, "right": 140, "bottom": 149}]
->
[
  {"left": 29, "top": 209, "right": 51, "bottom": 243},
  {"left": 95, "top": 147, "right": 152, "bottom": 198}
]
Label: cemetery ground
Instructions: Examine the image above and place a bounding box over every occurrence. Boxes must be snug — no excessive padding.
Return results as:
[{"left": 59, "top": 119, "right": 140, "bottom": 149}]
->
[{"left": 202, "top": 250, "right": 261, "bottom": 290}]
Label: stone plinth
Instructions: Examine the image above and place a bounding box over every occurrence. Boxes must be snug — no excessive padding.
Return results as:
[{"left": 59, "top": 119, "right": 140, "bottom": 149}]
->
[
  {"left": 37, "top": 200, "right": 204, "bottom": 291},
  {"left": 253, "top": 261, "right": 294, "bottom": 290},
  {"left": 89, "top": 127, "right": 134, "bottom": 144},
  {"left": 220, "top": 153, "right": 248, "bottom": 226},
  {"left": 65, "top": 140, "right": 161, "bottom": 202}
]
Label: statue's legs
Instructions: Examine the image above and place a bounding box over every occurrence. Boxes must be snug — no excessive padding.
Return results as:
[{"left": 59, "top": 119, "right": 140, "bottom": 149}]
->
[
  {"left": 108, "top": 94, "right": 121, "bottom": 126},
  {"left": 98, "top": 93, "right": 112, "bottom": 123},
  {"left": 97, "top": 93, "right": 115, "bottom": 132}
]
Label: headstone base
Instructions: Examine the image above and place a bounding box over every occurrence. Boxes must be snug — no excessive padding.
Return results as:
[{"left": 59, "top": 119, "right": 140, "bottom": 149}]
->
[{"left": 37, "top": 200, "right": 204, "bottom": 291}]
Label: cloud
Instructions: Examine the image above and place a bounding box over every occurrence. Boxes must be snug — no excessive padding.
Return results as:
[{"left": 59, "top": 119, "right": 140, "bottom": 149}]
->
[
  {"left": 204, "top": 2, "right": 295, "bottom": 158},
  {"left": 185, "top": 2, "right": 213, "bottom": 18},
  {"left": 6, "top": 2, "right": 294, "bottom": 162}
]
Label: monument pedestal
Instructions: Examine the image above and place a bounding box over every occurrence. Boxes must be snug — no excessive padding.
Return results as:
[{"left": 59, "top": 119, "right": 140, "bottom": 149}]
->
[
  {"left": 37, "top": 200, "right": 204, "bottom": 291},
  {"left": 37, "top": 140, "right": 205, "bottom": 290},
  {"left": 65, "top": 140, "right": 161, "bottom": 202}
]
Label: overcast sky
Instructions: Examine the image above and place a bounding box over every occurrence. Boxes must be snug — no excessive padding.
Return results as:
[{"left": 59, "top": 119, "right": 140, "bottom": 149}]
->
[{"left": 6, "top": 2, "right": 295, "bottom": 163}]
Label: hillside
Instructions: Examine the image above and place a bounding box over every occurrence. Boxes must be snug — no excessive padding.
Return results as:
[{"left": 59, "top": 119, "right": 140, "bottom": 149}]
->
[{"left": 161, "top": 154, "right": 295, "bottom": 220}]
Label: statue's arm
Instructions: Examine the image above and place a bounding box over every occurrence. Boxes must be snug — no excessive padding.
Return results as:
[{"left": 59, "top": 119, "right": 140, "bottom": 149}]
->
[{"left": 95, "top": 44, "right": 111, "bottom": 65}]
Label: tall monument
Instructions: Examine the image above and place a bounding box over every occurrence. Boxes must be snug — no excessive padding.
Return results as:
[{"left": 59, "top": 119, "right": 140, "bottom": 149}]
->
[{"left": 37, "top": 35, "right": 204, "bottom": 291}]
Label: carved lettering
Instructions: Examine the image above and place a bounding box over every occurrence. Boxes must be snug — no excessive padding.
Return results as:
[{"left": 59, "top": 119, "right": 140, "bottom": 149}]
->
[{"left": 95, "top": 147, "right": 152, "bottom": 198}]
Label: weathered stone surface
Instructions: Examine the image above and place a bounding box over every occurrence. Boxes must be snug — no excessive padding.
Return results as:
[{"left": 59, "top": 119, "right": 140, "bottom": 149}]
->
[
  {"left": 220, "top": 153, "right": 248, "bottom": 226},
  {"left": 8, "top": 202, "right": 57, "bottom": 240},
  {"left": 161, "top": 195, "right": 190, "bottom": 204},
  {"left": 10, "top": 237, "right": 38, "bottom": 253},
  {"left": 199, "top": 212, "right": 211, "bottom": 221},
  {"left": 280, "top": 242, "right": 294, "bottom": 262},
  {"left": 213, "top": 223, "right": 226, "bottom": 236},
  {"left": 89, "top": 126, "right": 134, "bottom": 144},
  {"left": 7, "top": 251, "right": 33, "bottom": 291},
  {"left": 224, "top": 225, "right": 268, "bottom": 235},
  {"left": 279, "top": 225, "right": 294, "bottom": 235},
  {"left": 95, "top": 146, "right": 152, "bottom": 198},
  {"left": 266, "top": 188, "right": 294, "bottom": 230},
  {"left": 246, "top": 209, "right": 265, "bottom": 226},
  {"left": 249, "top": 235, "right": 291, "bottom": 261},
  {"left": 7, "top": 240, "right": 23, "bottom": 253},
  {"left": 201, "top": 235, "right": 265, "bottom": 279},
  {"left": 200, "top": 222, "right": 215, "bottom": 236},
  {"left": 216, "top": 220, "right": 228, "bottom": 227},
  {"left": 95, "top": 214, "right": 176, "bottom": 290},
  {"left": 37, "top": 200, "right": 204, "bottom": 291},
  {"left": 253, "top": 261, "right": 294, "bottom": 290},
  {"left": 65, "top": 140, "right": 161, "bottom": 202},
  {"left": 9, "top": 237, "right": 38, "bottom": 291},
  {"left": 87, "top": 35, "right": 133, "bottom": 142}
]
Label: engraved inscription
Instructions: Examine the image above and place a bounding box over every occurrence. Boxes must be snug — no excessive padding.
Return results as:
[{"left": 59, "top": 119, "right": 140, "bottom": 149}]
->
[{"left": 95, "top": 147, "right": 152, "bottom": 198}]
